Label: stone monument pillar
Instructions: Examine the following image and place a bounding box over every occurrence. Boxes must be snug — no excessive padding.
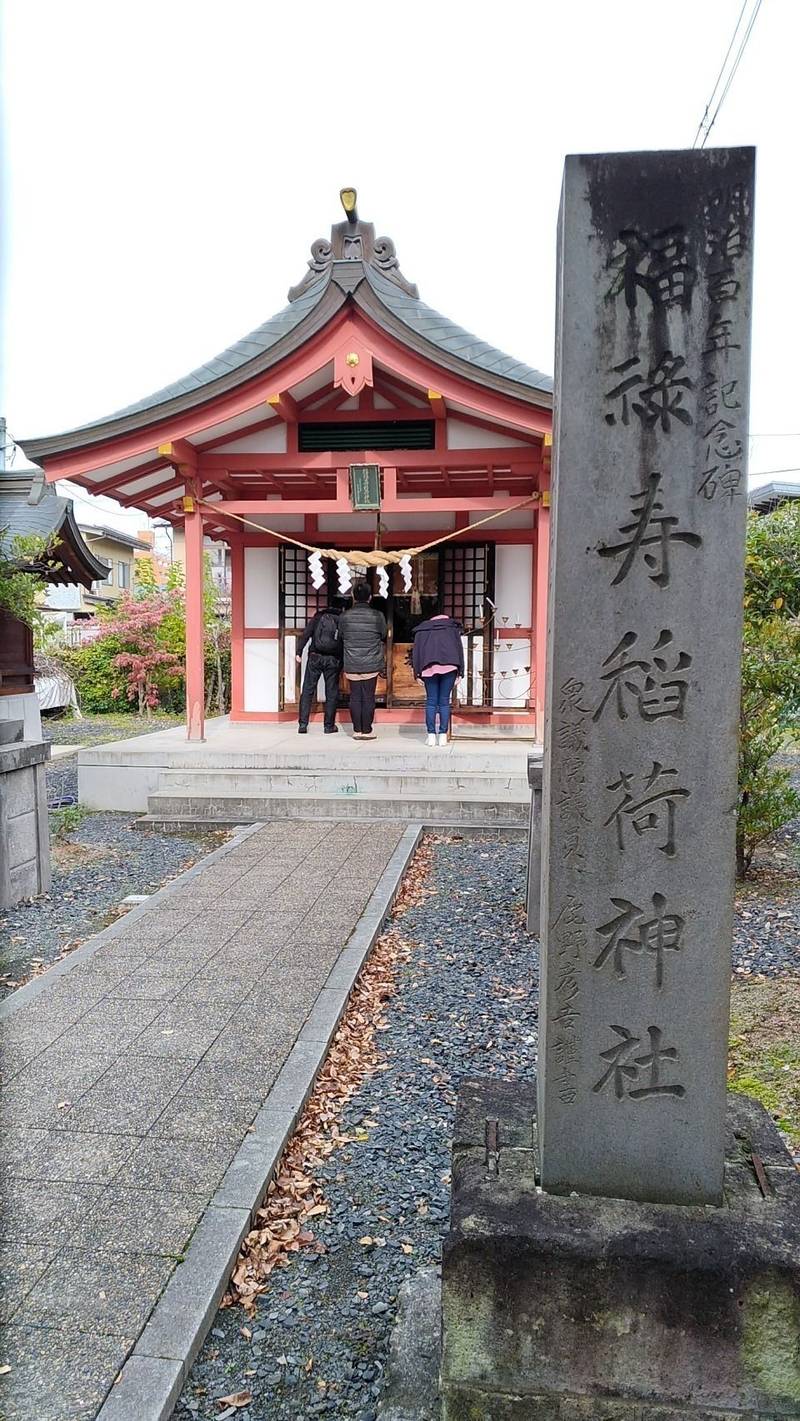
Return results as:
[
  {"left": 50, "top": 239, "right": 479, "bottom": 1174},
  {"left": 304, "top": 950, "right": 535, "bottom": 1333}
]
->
[
  {"left": 441, "top": 149, "right": 800, "bottom": 1421},
  {"left": 540, "top": 147, "right": 754, "bottom": 1206}
]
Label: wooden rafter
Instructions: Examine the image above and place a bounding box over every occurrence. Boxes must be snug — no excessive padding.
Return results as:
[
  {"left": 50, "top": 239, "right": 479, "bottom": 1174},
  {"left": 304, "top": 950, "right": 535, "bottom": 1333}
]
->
[
  {"left": 197, "top": 447, "right": 537, "bottom": 473},
  {"left": 266, "top": 392, "right": 299, "bottom": 423}
]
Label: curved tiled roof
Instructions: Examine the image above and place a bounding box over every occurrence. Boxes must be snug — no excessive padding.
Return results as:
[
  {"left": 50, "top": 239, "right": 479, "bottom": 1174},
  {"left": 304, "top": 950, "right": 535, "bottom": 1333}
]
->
[
  {"left": 21, "top": 204, "right": 552, "bottom": 461},
  {"left": 106, "top": 277, "right": 330, "bottom": 424},
  {"left": 363, "top": 267, "right": 552, "bottom": 394}
]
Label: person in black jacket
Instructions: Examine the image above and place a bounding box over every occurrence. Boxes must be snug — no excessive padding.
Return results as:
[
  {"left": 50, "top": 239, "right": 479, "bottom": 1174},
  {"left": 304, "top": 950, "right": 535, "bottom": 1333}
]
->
[
  {"left": 337, "top": 581, "right": 387, "bottom": 739},
  {"left": 296, "top": 605, "right": 343, "bottom": 734}
]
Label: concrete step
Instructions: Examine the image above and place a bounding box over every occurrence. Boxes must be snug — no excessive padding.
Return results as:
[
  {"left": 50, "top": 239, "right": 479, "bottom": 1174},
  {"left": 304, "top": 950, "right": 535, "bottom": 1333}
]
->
[
  {"left": 157, "top": 767, "right": 530, "bottom": 797},
  {"left": 450, "top": 722, "right": 536, "bottom": 740},
  {"left": 145, "top": 789, "right": 530, "bottom": 826}
]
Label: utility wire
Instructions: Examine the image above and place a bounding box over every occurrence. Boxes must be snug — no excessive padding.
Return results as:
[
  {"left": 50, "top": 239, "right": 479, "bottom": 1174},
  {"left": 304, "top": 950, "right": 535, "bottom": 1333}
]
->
[
  {"left": 692, "top": 0, "right": 749, "bottom": 147},
  {"left": 703, "top": 0, "right": 763, "bottom": 145},
  {"left": 693, "top": 0, "right": 764, "bottom": 148}
]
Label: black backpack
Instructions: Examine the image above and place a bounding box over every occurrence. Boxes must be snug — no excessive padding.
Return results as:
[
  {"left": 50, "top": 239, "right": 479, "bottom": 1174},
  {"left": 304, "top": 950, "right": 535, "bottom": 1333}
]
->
[{"left": 312, "top": 611, "right": 340, "bottom": 656}]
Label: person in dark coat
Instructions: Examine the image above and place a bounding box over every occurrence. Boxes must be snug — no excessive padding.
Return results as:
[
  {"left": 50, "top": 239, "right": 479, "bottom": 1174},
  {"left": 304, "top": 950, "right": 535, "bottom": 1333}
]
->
[
  {"left": 296, "top": 604, "right": 343, "bottom": 734},
  {"left": 337, "top": 581, "right": 387, "bottom": 739},
  {"left": 412, "top": 612, "right": 465, "bottom": 746}
]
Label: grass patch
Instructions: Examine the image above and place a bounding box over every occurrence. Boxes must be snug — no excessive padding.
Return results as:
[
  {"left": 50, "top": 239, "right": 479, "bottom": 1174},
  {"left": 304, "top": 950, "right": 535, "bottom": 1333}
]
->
[
  {"left": 49, "top": 804, "right": 89, "bottom": 840},
  {"left": 729, "top": 976, "right": 800, "bottom": 1145}
]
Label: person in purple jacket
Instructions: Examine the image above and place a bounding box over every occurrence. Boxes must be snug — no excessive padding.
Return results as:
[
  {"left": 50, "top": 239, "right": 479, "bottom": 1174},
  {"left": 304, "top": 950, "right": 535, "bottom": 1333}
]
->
[{"left": 411, "top": 611, "right": 465, "bottom": 746}]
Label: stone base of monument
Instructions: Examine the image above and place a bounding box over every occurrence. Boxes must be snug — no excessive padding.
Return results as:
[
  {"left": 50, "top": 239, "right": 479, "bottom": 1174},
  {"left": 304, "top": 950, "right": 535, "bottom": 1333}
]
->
[{"left": 441, "top": 1080, "right": 800, "bottom": 1421}]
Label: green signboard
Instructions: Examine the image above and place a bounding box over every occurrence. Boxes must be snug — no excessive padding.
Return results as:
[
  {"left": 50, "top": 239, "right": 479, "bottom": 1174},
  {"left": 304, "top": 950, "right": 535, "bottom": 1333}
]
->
[{"left": 349, "top": 463, "right": 381, "bottom": 511}]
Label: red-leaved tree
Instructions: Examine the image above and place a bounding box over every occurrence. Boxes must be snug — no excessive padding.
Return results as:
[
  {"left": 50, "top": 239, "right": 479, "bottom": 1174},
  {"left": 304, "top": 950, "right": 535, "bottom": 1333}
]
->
[{"left": 104, "top": 593, "right": 183, "bottom": 716}]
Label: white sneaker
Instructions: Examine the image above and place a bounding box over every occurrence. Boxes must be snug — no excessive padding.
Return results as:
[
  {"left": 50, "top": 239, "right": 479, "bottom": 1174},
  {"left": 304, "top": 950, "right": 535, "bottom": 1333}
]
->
[
  {"left": 437, "top": 732, "right": 447, "bottom": 747},
  {"left": 426, "top": 733, "right": 436, "bottom": 747}
]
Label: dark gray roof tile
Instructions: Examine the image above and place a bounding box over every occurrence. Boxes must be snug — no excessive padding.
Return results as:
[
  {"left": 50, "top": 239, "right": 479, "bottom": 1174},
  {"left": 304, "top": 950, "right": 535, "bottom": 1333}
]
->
[{"left": 364, "top": 269, "right": 552, "bottom": 394}]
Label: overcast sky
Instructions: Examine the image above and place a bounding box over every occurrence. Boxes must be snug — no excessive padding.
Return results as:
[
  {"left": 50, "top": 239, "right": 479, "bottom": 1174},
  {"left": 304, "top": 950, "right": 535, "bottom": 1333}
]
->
[{"left": 2, "top": 0, "right": 798, "bottom": 532}]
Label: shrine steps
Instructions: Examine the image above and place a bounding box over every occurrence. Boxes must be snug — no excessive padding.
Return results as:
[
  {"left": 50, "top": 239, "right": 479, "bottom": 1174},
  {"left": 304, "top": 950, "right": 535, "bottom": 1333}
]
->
[
  {"left": 76, "top": 718, "right": 537, "bottom": 826},
  {"left": 142, "top": 765, "right": 530, "bottom": 829}
]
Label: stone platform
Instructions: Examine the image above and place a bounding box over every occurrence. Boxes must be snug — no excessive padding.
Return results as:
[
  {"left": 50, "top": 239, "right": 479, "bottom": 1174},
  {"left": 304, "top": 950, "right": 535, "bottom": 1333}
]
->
[
  {"left": 0, "top": 818, "right": 417, "bottom": 1421},
  {"left": 77, "top": 717, "right": 537, "bottom": 827},
  {"left": 442, "top": 1080, "right": 800, "bottom": 1420}
]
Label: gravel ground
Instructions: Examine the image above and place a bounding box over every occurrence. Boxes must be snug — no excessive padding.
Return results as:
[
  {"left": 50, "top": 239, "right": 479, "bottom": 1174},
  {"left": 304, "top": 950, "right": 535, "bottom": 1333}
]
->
[
  {"left": 0, "top": 730, "right": 224, "bottom": 995},
  {"left": 732, "top": 754, "right": 800, "bottom": 978},
  {"left": 178, "top": 810, "right": 800, "bottom": 1421},
  {"left": 178, "top": 834, "right": 536, "bottom": 1421}
]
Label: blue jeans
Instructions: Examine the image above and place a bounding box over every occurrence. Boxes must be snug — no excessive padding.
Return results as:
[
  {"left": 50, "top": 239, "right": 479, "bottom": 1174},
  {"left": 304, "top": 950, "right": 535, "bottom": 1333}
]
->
[{"left": 423, "top": 670, "right": 457, "bottom": 734}]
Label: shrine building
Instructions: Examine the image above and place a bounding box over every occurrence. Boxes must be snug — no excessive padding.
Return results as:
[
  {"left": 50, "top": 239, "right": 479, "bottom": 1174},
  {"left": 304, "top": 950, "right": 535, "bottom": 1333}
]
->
[{"left": 21, "top": 191, "right": 553, "bottom": 742}]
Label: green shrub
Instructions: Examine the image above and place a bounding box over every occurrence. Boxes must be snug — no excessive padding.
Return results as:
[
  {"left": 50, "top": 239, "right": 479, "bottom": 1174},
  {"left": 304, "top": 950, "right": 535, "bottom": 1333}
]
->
[
  {"left": 60, "top": 635, "right": 126, "bottom": 713},
  {"left": 737, "top": 505, "right": 800, "bottom": 878}
]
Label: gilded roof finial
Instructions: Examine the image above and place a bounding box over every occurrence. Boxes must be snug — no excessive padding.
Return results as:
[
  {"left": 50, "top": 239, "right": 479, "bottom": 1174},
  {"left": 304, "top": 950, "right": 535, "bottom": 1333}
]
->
[{"left": 340, "top": 187, "right": 358, "bottom": 225}]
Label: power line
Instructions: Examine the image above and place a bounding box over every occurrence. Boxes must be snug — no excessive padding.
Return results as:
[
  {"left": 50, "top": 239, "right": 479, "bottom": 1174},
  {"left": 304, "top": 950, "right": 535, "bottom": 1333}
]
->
[
  {"left": 692, "top": 0, "right": 764, "bottom": 148},
  {"left": 703, "top": 0, "right": 763, "bottom": 146},
  {"left": 692, "top": 0, "right": 749, "bottom": 147}
]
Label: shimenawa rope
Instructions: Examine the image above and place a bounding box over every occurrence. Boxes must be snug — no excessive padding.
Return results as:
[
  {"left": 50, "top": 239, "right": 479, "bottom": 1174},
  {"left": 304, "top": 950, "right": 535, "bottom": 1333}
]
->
[{"left": 196, "top": 494, "right": 540, "bottom": 565}]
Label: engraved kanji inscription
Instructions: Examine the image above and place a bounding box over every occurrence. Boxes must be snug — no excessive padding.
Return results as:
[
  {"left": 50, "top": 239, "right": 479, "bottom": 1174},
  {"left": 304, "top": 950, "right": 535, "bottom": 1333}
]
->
[
  {"left": 698, "top": 410, "right": 744, "bottom": 502},
  {"left": 555, "top": 679, "right": 592, "bottom": 869},
  {"left": 604, "top": 351, "right": 694, "bottom": 432},
  {"left": 702, "top": 376, "right": 741, "bottom": 420},
  {"left": 551, "top": 895, "right": 588, "bottom": 1106},
  {"left": 592, "top": 630, "right": 692, "bottom": 723},
  {"left": 594, "top": 893, "right": 685, "bottom": 988},
  {"left": 703, "top": 315, "right": 741, "bottom": 359},
  {"left": 598, "top": 473, "right": 702, "bottom": 588},
  {"left": 704, "top": 182, "right": 750, "bottom": 308},
  {"left": 604, "top": 761, "right": 690, "bottom": 859},
  {"left": 593, "top": 1025, "right": 686, "bottom": 1100},
  {"left": 606, "top": 226, "right": 695, "bottom": 311}
]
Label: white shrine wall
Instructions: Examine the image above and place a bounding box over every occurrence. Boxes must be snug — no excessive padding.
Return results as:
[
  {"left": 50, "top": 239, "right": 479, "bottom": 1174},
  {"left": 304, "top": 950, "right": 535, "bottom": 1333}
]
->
[
  {"left": 243, "top": 546, "right": 280, "bottom": 713},
  {"left": 491, "top": 542, "right": 533, "bottom": 709}
]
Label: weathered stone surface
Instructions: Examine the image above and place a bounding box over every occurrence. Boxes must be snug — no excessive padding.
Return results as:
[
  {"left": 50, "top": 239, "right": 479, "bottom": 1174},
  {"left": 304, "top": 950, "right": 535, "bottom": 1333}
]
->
[
  {"left": 0, "top": 738, "right": 51, "bottom": 908},
  {"left": 442, "top": 1081, "right": 800, "bottom": 1420},
  {"left": 378, "top": 1266, "right": 442, "bottom": 1421},
  {"left": 540, "top": 148, "right": 756, "bottom": 1205},
  {"left": 525, "top": 755, "right": 543, "bottom": 934}
]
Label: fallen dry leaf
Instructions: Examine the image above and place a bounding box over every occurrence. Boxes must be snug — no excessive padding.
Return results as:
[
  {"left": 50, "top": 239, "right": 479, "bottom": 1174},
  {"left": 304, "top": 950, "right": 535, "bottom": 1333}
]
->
[
  {"left": 220, "top": 840, "right": 433, "bottom": 1313},
  {"left": 0, "top": 1364, "right": 11, "bottom": 1375},
  {"left": 215, "top": 1391, "right": 253, "bottom": 1410}
]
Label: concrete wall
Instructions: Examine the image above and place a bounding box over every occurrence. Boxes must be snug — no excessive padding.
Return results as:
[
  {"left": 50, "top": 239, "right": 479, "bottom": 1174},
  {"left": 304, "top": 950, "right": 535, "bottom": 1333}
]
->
[
  {"left": 0, "top": 739, "right": 51, "bottom": 908},
  {"left": 0, "top": 692, "right": 42, "bottom": 742}
]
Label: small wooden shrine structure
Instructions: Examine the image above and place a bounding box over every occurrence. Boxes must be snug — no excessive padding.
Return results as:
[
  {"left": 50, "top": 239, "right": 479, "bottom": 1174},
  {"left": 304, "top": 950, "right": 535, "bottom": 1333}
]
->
[{"left": 20, "top": 191, "right": 553, "bottom": 740}]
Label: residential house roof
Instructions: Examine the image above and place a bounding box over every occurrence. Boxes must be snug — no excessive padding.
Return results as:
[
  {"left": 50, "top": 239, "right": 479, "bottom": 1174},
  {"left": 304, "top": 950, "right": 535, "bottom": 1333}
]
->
[
  {"left": 0, "top": 468, "right": 110, "bottom": 586},
  {"left": 747, "top": 480, "right": 800, "bottom": 514}
]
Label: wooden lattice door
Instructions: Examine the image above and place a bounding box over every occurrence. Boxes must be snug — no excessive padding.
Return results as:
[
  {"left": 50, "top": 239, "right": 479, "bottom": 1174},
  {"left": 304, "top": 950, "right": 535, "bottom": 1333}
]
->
[{"left": 440, "top": 543, "right": 495, "bottom": 705}]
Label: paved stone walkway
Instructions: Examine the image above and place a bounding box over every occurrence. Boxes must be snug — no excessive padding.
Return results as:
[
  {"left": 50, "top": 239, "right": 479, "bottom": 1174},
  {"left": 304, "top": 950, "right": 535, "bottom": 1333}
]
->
[{"left": 0, "top": 819, "right": 406, "bottom": 1421}]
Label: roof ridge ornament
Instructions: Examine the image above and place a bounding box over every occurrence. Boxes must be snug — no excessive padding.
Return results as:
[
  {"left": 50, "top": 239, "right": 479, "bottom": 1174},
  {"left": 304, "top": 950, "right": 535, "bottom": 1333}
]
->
[{"left": 288, "top": 187, "right": 419, "bottom": 303}]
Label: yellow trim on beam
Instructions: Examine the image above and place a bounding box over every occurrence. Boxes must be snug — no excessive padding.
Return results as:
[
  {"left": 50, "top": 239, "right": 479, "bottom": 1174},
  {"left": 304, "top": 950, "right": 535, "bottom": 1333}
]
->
[
  {"left": 158, "top": 442, "right": 174, "bottom": 459},
  {"left": 541, "top": 491, "right": 551, "bottom": 508},
  {"left": 543, "top": 433, "right": 553, "bottom": 448},
  {"left": 182, "top": 496, "right": 195, "bottom": 514}
]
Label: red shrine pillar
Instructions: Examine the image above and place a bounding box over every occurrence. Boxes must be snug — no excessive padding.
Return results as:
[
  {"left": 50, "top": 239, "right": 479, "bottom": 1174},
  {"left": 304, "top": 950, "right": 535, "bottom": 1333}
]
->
[
  {"left": 533, "top": 488, "right": 551, "bottom": 741},
  {"left": 183, "top": 488, "right": 205, "bottom": 741}
]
